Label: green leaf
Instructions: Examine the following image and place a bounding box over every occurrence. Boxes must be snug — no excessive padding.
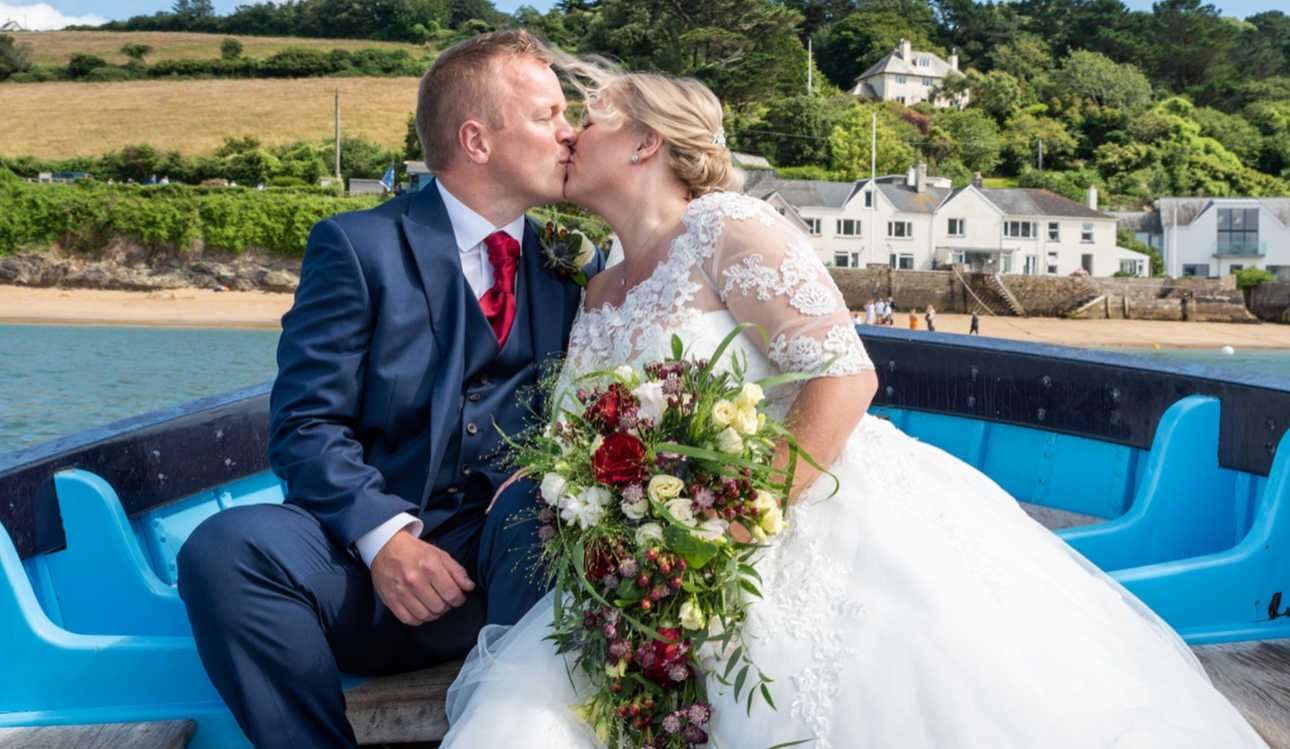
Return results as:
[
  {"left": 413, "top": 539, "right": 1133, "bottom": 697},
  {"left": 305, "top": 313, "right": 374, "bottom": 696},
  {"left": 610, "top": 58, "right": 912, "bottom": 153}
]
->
[
  {"left": 663, "top": 524, "right": 720, "bottom": 569},
  {"left": 738, "top": 563, "right": 763, "bottom": 584},
  {"left": 760, "top": 682, "right": 776, "bottom": 710},
  {"left": 723, "top": 645, "right": 744, "bottom": 680},
  {"left": 764, "top": 740, "right": 815, "bottom": 748},
  {"left": 671, "top": 333, "right": 684, "bottom": 360},
  {"left": 739, "top": 579, "right": 763, "bottom": 599},
  {"left": 734, "top": 664, "right": 750, "bottom": 699},
  {"left": 615, "top": 576, "right": 647, "bottom": 602}
]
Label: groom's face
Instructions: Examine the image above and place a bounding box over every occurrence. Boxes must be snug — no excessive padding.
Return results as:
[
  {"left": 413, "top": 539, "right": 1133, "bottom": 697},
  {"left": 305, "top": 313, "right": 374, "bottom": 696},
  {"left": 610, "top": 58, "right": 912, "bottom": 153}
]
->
[{"left": 487, "top": 57, "right": 575, "bottom": 208}]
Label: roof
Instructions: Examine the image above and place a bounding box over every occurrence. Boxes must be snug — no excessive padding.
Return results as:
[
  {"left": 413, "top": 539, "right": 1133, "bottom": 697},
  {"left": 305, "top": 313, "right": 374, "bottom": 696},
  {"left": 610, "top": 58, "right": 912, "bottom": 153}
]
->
[
  {"left": 851, "top": 177, "right": 952, "bottom": 214},
  {"left": 753, "top": 179, "right": 855, "bottom": 209},
  {"left": 1111, "top": 211, "right": 1162, "bottom": 234},
  {"left": 977, "top": 188, "right": 1109, "bottom": 219},
  {"left": 855, "top": 48, "right": 956, "bottom": 82},
  {"left": 731, "top": 153, "right": 771, "bottom": 169},
  {"left": 1157, "top": 197, "right": 1290, "bottom": 229}
]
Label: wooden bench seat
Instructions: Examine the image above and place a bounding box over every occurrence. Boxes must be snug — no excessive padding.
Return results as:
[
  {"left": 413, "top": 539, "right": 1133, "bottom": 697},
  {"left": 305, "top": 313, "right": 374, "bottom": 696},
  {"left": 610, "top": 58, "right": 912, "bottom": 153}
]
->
[
  {"left": 347, "top": 661, "right": 460, "bottom": 746},
  {"left": 1194, "top": 639, "right": 1290, "bottom": 749},
  {"left": 0, "top": 720, "right": 196, "bottom": 749}
]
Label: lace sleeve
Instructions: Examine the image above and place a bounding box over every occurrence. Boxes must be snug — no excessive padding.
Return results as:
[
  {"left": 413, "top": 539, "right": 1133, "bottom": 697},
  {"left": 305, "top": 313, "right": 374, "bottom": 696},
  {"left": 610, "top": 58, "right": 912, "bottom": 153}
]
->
[{"left": 700, "top": 196, "right": 873, "bottom": 376}]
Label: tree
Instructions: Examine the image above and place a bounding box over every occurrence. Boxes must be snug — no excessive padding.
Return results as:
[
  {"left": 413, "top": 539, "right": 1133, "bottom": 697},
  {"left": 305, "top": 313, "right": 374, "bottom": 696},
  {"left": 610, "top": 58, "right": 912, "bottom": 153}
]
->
[
  {"left": 829, "top": 102, "right": 919, "bottom": 179},
  {"left": 751, "top": 94, "right": 842, "bottom": 167},
  {"left": 66, "top": 53, "right": 110, "bottom": 80},
  {"left": 926, "top": 107, "right": 1001, "bottom": 174},
  {"left": 120, "top": 43, "right": 154, "bottom": 64},
  {"left": 1050, "top": 50, "right": 1152, "bottom": 110},
  {"left": 1190, "top": 108, "right": 1263, "bottom": 166},
  {"left": 0, "top": 33, "right": 31, "bottom": 82},
  {"left": 405, "top": 112, "right": 424, "bottom": 163},
  {"left": 815, "top": 12, "right": 943, "bottom": 91},
  {"left": 1146, "top": 0, "right": 1238, "bottom": 102},
  {"left": 999, "top": 112, "right": 1077, "bottom": 174},
  {"left": 221, "top": 38, "right": 245, "bottom": 60},
  {"left": 171, "top": 0, "right": 215, "bottom": 26},
  {"left": 963, "top": 68, "right": 1025, "bottom": 123}
]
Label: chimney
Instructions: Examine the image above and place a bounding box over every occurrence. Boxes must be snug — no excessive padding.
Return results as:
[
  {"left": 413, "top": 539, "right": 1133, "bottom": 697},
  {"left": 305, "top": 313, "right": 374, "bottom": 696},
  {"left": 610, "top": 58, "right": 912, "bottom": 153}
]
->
[
  {"left": 971, "top": 171, "right": 983, "bottom": 188},
  {"left": 906, "top": 164, "right": 917, "bottom": 187},
  {"left": 900, "top": 39, "right": 911, "bottom": 62},
  {"left": 915, "top": 161, "right": 927, "bottom": 194},
  {"left": 1086, "top": 185, "right": 1098, "bottom": 210},
  {"left": 949, "top": 49, "right": 959, "bottom": 71}
]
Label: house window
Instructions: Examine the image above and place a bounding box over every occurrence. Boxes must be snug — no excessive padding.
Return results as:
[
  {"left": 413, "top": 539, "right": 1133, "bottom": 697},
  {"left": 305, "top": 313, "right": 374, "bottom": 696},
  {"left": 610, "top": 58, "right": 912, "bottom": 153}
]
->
[
  {"left": 775, "top": 207, "right": 785, "bottom": 216},
  {"left": 1081, "top": 254, "right": 1093, "bottom": 274},
  {"left": 1182, "top": 264, "right": 1211, "bottom": 277},
  {"left": 863, "top": 191, "right": 873, "bottom": 208},
  {"left": 1269, "top": 265, "right": 1290, "bottom": 281},
  {"left": 1229, "top": 264, "right": 1244, "bottom": 273},
  {"left": 947, "top": 218, "right": 965, "bottom": 236},
  {"left": 1217, "top": 207, "right": 1260, "bottom": 254},
  {"left": 1119, "top": 259, "right": 1142, "bottom": 275},
  {"left": 837, "top": 219, "right": 861, "bottom": 236},
  {"left": 922, "top": 77, "right": 933, "bottom": 87},
  {"left": 896, "top": 253, "right": 914, "bottom": 269},
  {"left": 1081, "top": 223, "right": 1094, "bottom": 242},
  {"left": 917, "top": 58, "right": 931, "bottom": 67},
  {"left": 1047, "top": 251, "right": 1058, "bottom": 275},
  {"left": 1024, "top": 255, "right": 1038, "bottom": 275},
  {"left": 834, "top": 252, "right": 850, "bottom": 268},
  {"left": 888, "top": 221, "right": 913, "bottom": 238},
  {"left": 1004, "top": 221, "right": 1037, "bottom": 238},
  {"left": 896, "top": 75, "right": 907, "bottom": 84},
  {"left": 951, "top": 250, "right": 965, "bottom": 264},
  {"left": 1048, "top": 222, "right": 1060, "bottom": 241},
  {"left": 805, "top": 218, "right": 821, "bottom": 235}
]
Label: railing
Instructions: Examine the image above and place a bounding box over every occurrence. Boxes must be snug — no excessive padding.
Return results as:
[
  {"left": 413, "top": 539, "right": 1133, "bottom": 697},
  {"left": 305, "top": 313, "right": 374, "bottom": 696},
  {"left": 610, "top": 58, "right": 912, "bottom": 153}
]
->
[{"left": 1213, "top": 239, "right": 1267, "bottom": 256}]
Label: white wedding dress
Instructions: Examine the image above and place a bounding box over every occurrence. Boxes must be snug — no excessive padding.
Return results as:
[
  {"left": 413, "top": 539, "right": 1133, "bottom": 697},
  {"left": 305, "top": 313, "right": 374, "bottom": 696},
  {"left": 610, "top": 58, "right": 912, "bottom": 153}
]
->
[{"left": 440, "top": 192, "right": 1267, "bottom": 748}]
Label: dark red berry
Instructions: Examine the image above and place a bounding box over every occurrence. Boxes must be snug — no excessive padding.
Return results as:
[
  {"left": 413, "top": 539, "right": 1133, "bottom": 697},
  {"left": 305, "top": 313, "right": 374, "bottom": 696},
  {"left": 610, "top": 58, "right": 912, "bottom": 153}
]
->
[
  {"left": 646, "top": 548, "right": 659, "bottom": 562},
  {"left": 636, "top": 574, "right": 650, "bottom": 588}
]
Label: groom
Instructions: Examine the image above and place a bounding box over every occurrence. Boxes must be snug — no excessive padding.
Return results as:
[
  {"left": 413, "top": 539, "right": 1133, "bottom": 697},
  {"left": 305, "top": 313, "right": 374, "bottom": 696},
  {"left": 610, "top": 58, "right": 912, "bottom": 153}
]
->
[{"left": 177, "top": 30, "right": 600, "bottom": 749}]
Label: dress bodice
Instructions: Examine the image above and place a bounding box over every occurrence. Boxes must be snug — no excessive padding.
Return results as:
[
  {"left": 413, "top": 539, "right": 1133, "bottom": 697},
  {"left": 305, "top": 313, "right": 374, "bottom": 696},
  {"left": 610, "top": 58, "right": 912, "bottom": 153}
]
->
[{"left": 561, "top": 192, "right": 873, "bottom": 404}]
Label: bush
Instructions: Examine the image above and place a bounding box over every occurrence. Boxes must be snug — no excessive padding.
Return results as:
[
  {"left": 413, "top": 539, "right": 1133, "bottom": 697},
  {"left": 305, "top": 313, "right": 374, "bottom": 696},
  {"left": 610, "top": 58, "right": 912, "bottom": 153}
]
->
[
  {"left": 66, "top": 53, "right": 110, "bottom": 79},
  {"left": 85, "top": 66, "right": 142, "bottom": 83},
  {"left": 261, "top": 47, "right": 336, "bottom": 78},
  {"left": 774, "top": 165, "right": 851, "bottom": 181},
  {"left": 270, "top": 176, "right": 306, "bottom": 187},
  {"left": 1235, "top": 266, "right": 1278, "bottom": 292},
  {"left": 0, "top": 32, "right": 31, "bottom": 82},
  {"left": 220, "top": 37, "right": 244, "bottom": 60},
  {"left": 7, "top": 66, "right": 61, "bottom": 83}
]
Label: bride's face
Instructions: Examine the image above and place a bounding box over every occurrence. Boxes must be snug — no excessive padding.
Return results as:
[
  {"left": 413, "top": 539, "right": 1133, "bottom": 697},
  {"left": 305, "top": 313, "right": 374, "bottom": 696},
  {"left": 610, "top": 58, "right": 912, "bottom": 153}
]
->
[{"left": 564, "top": 105, "right": 636, "bottom": 208}]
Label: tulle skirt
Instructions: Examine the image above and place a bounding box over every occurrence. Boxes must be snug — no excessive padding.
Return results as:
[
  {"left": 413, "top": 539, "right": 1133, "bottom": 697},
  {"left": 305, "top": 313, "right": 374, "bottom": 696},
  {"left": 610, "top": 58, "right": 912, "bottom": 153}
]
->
[{"left": 441, "top": 416, "right": 1267, "bottom": 748}]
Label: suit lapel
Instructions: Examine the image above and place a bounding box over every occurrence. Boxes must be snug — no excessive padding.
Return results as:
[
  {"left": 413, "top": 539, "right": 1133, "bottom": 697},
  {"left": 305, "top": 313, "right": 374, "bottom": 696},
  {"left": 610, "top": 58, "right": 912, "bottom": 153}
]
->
[{"left": 522, "top": 219, "right": 566, "bottom": 363}]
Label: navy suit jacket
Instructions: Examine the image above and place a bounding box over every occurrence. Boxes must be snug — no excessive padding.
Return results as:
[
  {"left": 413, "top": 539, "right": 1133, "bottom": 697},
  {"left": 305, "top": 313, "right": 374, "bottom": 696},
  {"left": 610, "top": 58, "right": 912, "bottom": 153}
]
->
[{"left": 269, "top": 181, "right": 602, "bottom": 551}]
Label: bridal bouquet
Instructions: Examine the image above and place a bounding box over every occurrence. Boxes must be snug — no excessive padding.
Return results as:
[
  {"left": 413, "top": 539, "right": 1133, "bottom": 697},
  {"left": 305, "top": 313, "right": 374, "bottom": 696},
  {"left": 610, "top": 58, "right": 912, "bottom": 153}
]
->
[{"left": 512, "top": 329, "right": 821, "bottom": 749}]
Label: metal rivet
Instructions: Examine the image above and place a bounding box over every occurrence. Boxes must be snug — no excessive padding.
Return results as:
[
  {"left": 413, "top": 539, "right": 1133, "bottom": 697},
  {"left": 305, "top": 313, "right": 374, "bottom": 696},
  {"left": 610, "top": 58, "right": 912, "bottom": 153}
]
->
[
  {"left": 466, "top": 423, "right": 478, "bottom": 435},
  {"left": 1037, "top": 408, "right": 1046, "bottom": 421},
  {"left": 966, "top": 396, "right": 976, "bottom": 407},
  {"left": 469, "top": 393, "right": 481, "bottom": 402},
  {"left": 462, "top": 464, "right": 471, "bottom": 475},
  {"left": 885, "top": 385, "right": 894, "bottom": 397},
  {"left": 970, "top": 367, "right": 979, "bottom": 381},
  {"left": 1110, "top": 388, "right": 1121, "bottom": 402},
  {"left": 1268, "top": 442, "right": 1277, "bottom": 457},
  {"left": 1267, "top": 418, "right": 1277, "bottom": 431},
  {"left": 1041, "top": 375, "right": 1051, "bottom": 387},
  {"left": 887, "top": 360, "right": 897, "bottom": 372}
]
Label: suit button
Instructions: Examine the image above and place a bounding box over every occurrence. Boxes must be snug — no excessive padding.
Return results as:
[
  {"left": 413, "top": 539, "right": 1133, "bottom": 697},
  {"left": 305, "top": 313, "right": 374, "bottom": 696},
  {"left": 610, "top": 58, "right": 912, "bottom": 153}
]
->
[
  {"left": 468, "top": 393, "right": 481, "bottom": 402},
  {"left": 446, "top": 487, "right": 458, "bottom": 494},
  {"left": 462, "top": 464, "right": 471, "bottom": 475},
  {"left": 466, "top": 423, "right": 478, "bottom": 435},
  {"left": 479, "top": 375, "right": 491, "bottom": 385}
]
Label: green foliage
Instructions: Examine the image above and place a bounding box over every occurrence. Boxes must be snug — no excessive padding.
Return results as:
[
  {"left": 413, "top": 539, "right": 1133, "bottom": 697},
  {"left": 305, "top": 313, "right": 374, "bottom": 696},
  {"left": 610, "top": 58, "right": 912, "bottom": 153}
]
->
[
  {"left": 1049, "top": 50, "right": 1152, "bottom": 110},
  {"left": 0, "top": 179, "right": 380, "bottom": 257},
  {"left": 66, "top": 53, "right": 110, "bottom": 80},
  {"left": 1235, "top": 266, "right": 1278, "bottom": 292},
  {"left": 1116, "top": 225, "right": 1164, "bottom": 276},
  {"left": 926, "top": 108, "right": 1001, "bottom": 174},
  {"left": 120, "top": 43, "right": 154, "bottom": 62},
  {"left": 815, "top": 12, "right": 943, "bottom": 90},
  {"left": 828, "top": 102, "right": 918, "bottom": 179},
  {"left": 773, "top": 165, "right": 851, "bottom": 181},
  {"left": 999, "top": 113, "right": 1077, "bottom": 174},
  {"left": 0, "top": 33, "right": 31, "bottom": 82},
  {"left": 746, "top": 95, "right": 840, "bottom": 167},
  {"left": 220, "top": 37, "right": 244, "bottom": 60}
]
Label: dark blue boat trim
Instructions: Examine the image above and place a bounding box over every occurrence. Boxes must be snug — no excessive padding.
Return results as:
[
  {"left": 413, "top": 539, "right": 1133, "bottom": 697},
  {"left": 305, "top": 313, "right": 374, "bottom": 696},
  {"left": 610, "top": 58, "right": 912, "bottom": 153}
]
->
[{"left": 860, "top": 327, "right": 1290, "bottom": 479}]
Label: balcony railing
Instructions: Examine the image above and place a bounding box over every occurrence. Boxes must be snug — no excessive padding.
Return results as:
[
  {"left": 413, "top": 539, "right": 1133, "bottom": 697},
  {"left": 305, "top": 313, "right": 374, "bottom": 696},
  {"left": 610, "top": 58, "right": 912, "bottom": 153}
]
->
[{"left": 1213, "top": 239, "right": 1266, "bottom": 256}]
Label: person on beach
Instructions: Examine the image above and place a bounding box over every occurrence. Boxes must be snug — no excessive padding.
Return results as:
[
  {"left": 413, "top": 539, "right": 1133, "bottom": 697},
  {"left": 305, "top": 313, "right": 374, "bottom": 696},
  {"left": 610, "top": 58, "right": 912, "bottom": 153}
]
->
[
  {"left": 926, "top": 304, "right": 936, "bottom": 332},
  {"left": 438, "top": 57, "right": 1268, "bottom": 749},
  {"left": 909, "top": 308, "right": 919, "bottom": 329},
  {"left": 176, "top": 30, "right": 602, "bottom": 749},
  {"left": 864, "top": 298, "right": 875, "bottom": 325},
  {"left": 971, "top": 310, "right": 980, "bottom": 334}
]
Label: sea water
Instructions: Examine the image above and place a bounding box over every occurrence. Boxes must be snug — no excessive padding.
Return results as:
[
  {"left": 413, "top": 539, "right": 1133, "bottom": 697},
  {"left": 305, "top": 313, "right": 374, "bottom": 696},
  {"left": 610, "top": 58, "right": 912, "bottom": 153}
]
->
[{"left": 0, "top": 324, "right": 1286, "bottom": 456}]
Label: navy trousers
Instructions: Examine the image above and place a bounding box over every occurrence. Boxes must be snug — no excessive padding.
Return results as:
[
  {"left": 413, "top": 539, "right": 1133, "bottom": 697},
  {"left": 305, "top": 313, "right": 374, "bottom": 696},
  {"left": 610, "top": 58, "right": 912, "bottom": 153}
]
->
[{"left": 177, "top": 481, "right": 547, "bottom": 749}]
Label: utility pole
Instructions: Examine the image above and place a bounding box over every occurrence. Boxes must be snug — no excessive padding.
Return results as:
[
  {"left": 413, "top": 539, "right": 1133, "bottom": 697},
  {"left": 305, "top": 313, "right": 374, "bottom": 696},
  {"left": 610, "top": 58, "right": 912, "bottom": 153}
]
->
[
  {"left": 807, "top": 39, "right": 813, "bottom": 94},
  {"left": 1037, "top": 138, "right": 1043, "bottom": 170},
  {"left": 869, "top": 112, "right": 877, "bottom": 266},
  {"left": 334, "top": 88, "right": 342, "bottom": 186}
]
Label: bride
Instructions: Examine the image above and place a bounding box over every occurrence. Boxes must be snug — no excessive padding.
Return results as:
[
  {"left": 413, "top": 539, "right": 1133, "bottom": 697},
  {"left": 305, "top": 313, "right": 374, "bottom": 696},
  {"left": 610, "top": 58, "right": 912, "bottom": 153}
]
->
[{"left": 440, "top": 61, "right": 1268, "bottom": 748}]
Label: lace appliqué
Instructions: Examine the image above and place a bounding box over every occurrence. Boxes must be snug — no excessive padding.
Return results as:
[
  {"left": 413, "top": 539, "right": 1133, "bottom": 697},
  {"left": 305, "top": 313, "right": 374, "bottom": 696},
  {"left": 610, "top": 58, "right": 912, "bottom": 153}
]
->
[
  {"left": 720, "top": 239, "right": 841, "bottom": 318},
  {"left": 769, "top": 324, "right": 874, "bottom": 376}
]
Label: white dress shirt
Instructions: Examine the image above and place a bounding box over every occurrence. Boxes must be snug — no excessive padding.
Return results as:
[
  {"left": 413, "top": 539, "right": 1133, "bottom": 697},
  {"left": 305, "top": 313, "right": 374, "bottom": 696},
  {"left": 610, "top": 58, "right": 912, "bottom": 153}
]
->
[{"left": 353, "top": 181, "right": 527, "bottom": 567}]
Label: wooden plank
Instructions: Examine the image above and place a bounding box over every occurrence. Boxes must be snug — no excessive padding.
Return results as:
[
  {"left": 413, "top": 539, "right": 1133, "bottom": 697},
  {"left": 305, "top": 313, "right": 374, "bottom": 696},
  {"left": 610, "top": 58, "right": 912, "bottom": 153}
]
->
[
  {"left": 1193, "top": 639, "right": 1290, "bottom": 749},
  {"left": 346, "top": 661, "right": 461, "bottom": 745},
  {"left": 0, "top": 720, "right": 195, "bottom": 749}
]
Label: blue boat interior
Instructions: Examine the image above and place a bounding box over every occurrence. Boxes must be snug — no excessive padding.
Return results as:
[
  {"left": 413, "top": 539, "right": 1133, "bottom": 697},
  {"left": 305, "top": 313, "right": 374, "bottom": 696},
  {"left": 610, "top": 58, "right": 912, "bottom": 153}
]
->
[{"left": 1, "top": 327, "right": 1288, "bottom": 747}]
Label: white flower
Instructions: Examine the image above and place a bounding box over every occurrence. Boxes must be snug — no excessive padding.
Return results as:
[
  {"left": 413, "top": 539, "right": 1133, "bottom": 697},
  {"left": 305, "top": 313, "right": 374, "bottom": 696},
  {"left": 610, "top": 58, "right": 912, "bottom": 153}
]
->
[
  {"left": 635, "top": 522, "right": 664, "bottom": 546},
  {"left": 558, "top": 490, "right": 586, "bottom": 526},
  {"left": 540, "top": 472, "right": 569, "bottom": 506},
  {"left": 568, "top": 230, "right": 597, "bottom": 267},
  {"left": 715, "top": 426, "right": 744, "bottom": 455},
  {"left": 691, "top": 518, "right": 728, "bottom": 543},
  {"left": 647, "top": 474, "right": 685, "bottom": 502},
  {"left": 679, "top": 599, "right": 707, "bottom": 631},
  {"left": 621, "top": 494, "right": 648, "bottom": 520},
  {"left": 665, "top": 497, "right": 696, "bottom": 526},
  {"left": 605, "top": 659, "right": 627, "bottom": 678},
  {"left": 752, "top": 490, "right": 778, "bottom": 513},
  {"left": 578, "top": 486, "right": 612, "bottom": 529},
  {"left": 633, "top": 381, "right": 667, "bottom": 423},
  {"left": 733, "top": 403, "right": 759, "bottom": 435},
  {"left": 590, "top": 434, "right": 604, "bottom": 453},
  {"left": 614, "top": 365, "right": 639, "bottom": 388},
  {"left": 759, "top": 503, "right": 786, "bottom": 536},
  {"left": 735, "top": 383, "right": 764, "bottom": 408},
  {"left": 697, "top": 617, "right": 741, "bottom": 667},
  {"left": 711, "top": 400, "right": 736, "bottom": 428}
]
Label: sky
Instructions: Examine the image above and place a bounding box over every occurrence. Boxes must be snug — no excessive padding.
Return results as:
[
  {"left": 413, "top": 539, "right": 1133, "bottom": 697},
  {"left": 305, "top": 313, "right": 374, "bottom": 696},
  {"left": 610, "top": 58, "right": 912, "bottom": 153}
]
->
[{"left": 0, "top": 0, "right": 1282, "bottom": 32}]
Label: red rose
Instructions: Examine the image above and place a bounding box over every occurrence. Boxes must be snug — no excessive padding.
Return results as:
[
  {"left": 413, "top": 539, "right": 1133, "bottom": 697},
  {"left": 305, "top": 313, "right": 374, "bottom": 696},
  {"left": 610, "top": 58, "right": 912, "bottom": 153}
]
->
[
  {"left": 585, "top": 383, "right": 636, "bottom": 433},
  {"left": 584, "top": 541, "right": 616, "bottom": 584},
  {"left": 643, "top": 628, "right": 686, "bottom": 685},
  {"left": 593, "top": 431, "right": 649, "bottom": 486}
]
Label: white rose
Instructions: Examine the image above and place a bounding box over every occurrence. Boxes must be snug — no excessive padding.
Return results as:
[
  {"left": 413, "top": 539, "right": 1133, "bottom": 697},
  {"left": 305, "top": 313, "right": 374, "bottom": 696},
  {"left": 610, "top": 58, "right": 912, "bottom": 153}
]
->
[
  {"left": 734, "top": 404, "right": 759, "bottom": 435},
  {"left": 715, "top": 426, "right": 744, "bottom": 455},
  {"left": 576, "top": 486, "right": 612, "bottom": 529},
  {"left": 665, "top": 497, "right": 696, "bottom": 526},
  {"left": 635, "top": 522, "right": 664, "bottom": 546},
  {"left": 735, "top": 383, "right": 764, "bottom": 408},
  {"left": 614, "top": 365, "right": 639, "bottom": 388},
  {"left": 632, "top": 381, "right": 667, "bottom": 423},
  {"left": 558, "top": 490, "right": 586, "bottom": 526},
  {"left": 710, "top": 400, "right": 736, "bottom": 428},
  {"left": 621, "top": 495, "right": 648, "bottom": 520},
  {"left": 679, "top": 599, "right": 707, "bottom": 631},
  {"left": 578, "top": 501, "right": 607, "bottom": 529},
  {"left": 539, "top": 472, "right": 569, "bottom": 506},
  {"left": 691, "top": 518, "right": 728, "bottom": 543},
  {"left": 759, "top": 503, "right": 786, "bottom": 536},
  {"left": 752, "top": 490, "right": 778, "bottom": 514},
  {"left": 648, "top": 474, "right": 685, "bottom": 502}
]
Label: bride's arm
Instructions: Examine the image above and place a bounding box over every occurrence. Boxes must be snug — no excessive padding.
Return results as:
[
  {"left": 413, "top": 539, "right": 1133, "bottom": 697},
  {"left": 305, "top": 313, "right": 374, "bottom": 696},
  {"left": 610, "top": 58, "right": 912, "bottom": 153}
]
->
[{"left": 777, "top": 369, "right": 877, "bottom": 502}]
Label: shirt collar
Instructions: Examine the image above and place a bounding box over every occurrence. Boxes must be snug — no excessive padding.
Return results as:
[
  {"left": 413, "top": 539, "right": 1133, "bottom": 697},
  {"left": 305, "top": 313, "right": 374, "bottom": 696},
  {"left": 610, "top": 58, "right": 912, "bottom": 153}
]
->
[{"left": 435, "top": 180, "right": 526, "bottom": 254}]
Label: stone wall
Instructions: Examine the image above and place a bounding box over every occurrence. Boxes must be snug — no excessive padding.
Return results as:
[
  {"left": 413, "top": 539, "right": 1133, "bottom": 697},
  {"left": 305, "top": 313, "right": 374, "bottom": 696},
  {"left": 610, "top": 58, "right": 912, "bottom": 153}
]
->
[{"left": 1250, "top": 281, "right": 1290, "bottom": 323}]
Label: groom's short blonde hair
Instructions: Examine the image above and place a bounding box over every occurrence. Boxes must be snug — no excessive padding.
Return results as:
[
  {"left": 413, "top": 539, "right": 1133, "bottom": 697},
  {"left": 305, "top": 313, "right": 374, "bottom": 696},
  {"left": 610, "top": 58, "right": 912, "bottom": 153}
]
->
[{"left": 416, "top": 30, "right": 553, "bottom": 173}]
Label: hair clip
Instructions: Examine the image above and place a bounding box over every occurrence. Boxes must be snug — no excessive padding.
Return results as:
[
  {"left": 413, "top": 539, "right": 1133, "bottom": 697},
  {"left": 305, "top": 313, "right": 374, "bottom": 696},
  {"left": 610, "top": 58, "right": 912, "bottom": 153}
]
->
[{"left": 712, "top": 127, "right": 727, "bottom": 148}]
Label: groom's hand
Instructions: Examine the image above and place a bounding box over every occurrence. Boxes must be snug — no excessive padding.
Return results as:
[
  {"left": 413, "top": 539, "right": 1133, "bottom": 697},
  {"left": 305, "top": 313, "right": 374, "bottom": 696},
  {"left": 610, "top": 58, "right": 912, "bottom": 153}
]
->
[{"left": 370, "top": 531, "right": 476, "bottom": 625}]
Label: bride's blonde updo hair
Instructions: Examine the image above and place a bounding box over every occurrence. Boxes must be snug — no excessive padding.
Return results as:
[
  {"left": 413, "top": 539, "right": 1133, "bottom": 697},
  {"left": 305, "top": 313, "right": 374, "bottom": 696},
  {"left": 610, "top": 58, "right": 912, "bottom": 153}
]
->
[{"left": 559, "top": 56, "right": 744, "bottom": 199}]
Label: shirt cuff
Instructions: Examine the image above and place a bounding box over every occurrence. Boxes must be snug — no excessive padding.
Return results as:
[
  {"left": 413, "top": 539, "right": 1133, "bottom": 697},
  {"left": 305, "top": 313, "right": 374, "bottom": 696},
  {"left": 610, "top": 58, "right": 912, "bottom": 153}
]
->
[{"left": 355, "top": 513, "right": 424, "bottom": 567}]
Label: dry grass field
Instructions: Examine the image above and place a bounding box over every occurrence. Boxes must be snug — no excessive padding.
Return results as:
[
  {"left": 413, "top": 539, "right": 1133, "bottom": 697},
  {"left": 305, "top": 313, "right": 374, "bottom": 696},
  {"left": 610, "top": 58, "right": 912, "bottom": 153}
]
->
[
  {"left": 0, "top": 78, "right": 418, "bottom": 157},
  {"left": 17, "top": 31, "right": 427, "bottom": 67}
]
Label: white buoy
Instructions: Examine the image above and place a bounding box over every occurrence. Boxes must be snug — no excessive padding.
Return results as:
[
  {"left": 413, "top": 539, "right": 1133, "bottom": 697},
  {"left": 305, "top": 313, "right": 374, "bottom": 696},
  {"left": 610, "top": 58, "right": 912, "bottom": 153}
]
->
[{"left": 1220, "top": 345, "right": 1235, "bottom": 355}]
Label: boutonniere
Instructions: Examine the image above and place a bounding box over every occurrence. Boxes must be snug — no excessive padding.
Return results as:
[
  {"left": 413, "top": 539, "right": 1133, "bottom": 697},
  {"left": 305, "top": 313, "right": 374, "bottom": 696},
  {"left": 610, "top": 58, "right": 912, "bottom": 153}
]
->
[{"left": 537, "top": 221, "right": 595, "bottom": 288}]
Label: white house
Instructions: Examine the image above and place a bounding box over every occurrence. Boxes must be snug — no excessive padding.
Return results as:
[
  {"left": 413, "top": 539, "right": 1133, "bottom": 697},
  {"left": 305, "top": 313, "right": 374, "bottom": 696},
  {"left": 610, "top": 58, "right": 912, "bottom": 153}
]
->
[
  {"left": 848, "top": 40, "right": 968, "bottom": 109},
  {"left": 749, "top": 167, "right": 1143, "bottom": 276},
  {"left": 1, "top": 20, "right": 25, "bottom": 32},
  {"left": 1154, "top": 197, "right": 1290, "bottom": 281}
]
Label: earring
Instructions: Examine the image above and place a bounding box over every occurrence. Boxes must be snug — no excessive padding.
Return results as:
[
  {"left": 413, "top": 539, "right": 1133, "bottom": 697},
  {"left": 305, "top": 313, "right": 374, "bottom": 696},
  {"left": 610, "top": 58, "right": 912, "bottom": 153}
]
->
[{"left": 630, "top": 153, "right": 639, "bottom": 164}]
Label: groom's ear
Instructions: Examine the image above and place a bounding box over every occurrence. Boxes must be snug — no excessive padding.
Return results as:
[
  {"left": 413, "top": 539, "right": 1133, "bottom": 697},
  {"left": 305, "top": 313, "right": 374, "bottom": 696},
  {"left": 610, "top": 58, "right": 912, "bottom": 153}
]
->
[
  {"left": 459, "top": 119, "right": 491, "bottom": 165},
  {"left": 635, "top": 130, "right": 664, "bottom": 163}
]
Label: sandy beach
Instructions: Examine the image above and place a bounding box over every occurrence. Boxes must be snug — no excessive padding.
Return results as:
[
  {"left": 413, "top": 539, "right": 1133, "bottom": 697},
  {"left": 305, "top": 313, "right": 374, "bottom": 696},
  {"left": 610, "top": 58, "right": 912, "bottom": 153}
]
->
[{"left": 0, "top": 287, "right": 1288, "bottom": 350}]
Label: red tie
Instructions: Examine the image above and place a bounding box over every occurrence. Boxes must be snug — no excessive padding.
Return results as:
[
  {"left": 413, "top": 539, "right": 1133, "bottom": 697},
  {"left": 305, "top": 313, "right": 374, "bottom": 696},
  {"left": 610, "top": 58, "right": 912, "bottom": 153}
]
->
[{"left": 479, "top": 231, "right": 521, "bottom": 347}]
